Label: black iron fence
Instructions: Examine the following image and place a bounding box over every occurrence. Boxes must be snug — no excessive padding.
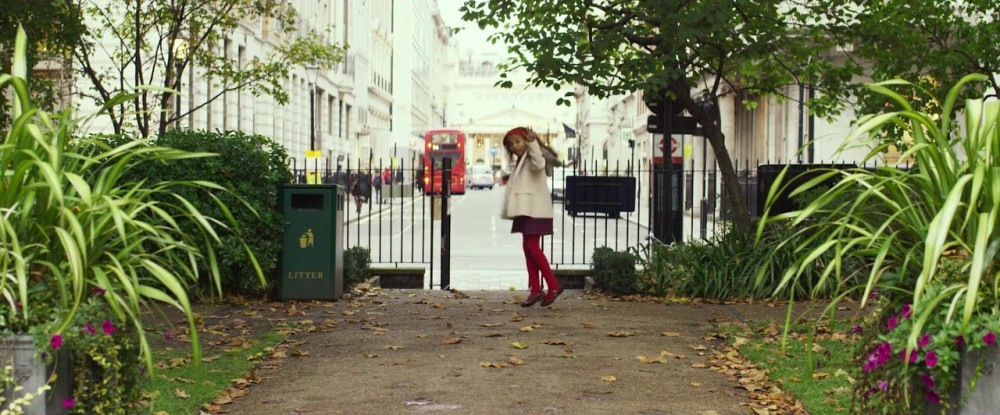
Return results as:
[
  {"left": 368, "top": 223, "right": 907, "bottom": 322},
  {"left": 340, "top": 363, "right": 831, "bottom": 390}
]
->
[{"left": 289, "top": 157, "right": 900, "bottom": 269}]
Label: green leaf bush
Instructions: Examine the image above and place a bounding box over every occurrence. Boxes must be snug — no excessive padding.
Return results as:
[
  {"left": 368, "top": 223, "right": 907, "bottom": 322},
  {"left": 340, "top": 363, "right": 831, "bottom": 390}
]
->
[
  {"left": 115, "top": 129, "right": 293, "bottom": 297},
  {"left": 591, "top": 247, "right": 638, "bottom": 296},
  {"left": 762, "top": 74, "right": 1000, "bottom": 411},
  {"left": 343, "top": 246, "right": 371, "bottom": 288},
  {"left": 0, "top": 26, "right": 258, "bottom": 412},
  {"left": 633, "top": 224, "right": 864, "bottom": 300}
]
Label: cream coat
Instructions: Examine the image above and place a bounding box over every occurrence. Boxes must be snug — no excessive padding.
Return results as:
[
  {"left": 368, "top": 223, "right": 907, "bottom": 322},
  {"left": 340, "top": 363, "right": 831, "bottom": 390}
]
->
[{"left": 501, "top": 141, "right": 554, "bottom": 219}]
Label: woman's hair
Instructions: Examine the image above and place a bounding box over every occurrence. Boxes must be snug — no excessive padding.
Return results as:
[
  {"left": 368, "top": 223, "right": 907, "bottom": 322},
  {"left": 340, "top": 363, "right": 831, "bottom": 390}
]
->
[
  {"left": 502, "top": 127, "right": 528, "bottom": 162},
  {"left": 502, "top": 126, "right": 563, "bottom": 175}
]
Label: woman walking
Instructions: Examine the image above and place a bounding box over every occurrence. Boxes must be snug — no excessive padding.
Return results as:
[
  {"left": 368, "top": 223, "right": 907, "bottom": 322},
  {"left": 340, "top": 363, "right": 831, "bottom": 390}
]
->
[{"left": 501, "top": 127, "right": 563, "bottom": 307}]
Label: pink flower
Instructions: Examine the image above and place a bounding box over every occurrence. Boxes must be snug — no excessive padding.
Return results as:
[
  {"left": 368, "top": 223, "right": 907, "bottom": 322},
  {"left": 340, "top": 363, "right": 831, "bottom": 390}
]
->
[
  {"left": 921, "top": 373, "right": 936, "bottom": 389},
  {"left": 102, "top": 320, "right": 115, "bottom": 335},
  {"left": 901, "top": 304, "right": 913, "bottom": 319},
  {"left": 854, "top": 325, "right": 863, "bottom": 334},
  {"left": 900, "top": 348, "right": 918, "bottom": 363},
  {"left": 957, "top": 335, "right": 966, "bottom": 348},
  {"left": 926, "top": 350, "right": 938, "bottom": 368},
  {"left": 984, "top": 331, "right": 996, "bottom": 346},
  {"left": 864, "top": 341, "right": 894, "bottom": 371},
  {"left": 49, "top": 334, "right": 62, "bottom": 349},
  {"left": 887, "top": 315, "right": 899, "bottom": 331},
  {"left": 926, "top": 390, "right": 940, "bottom": 404},
  {"left": 91, "top": 287, "right": 106, "bottom": 296},
  {"left": 164, "top": 331, "right": 173, "bottom": 341},
  {"left": 877, "top": 379, "right": 888, "bottom": 391},
  {"left": 919, "top": 333, "right": 931, "bottom": 348},
  {"left": 876, "top": 342, "right": 892, "bottom": 365},
  {"left": 62, "top": 398, "right": 74, "bottom": 409},
  {"left": 85, "top": 323, "right": 96, "bottom": 334}
]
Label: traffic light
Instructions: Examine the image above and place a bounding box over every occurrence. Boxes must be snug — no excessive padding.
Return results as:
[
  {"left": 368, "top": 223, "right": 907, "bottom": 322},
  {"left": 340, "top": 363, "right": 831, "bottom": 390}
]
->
[{"left": 645, "top": 90, "right": 718, "bottom": 136}]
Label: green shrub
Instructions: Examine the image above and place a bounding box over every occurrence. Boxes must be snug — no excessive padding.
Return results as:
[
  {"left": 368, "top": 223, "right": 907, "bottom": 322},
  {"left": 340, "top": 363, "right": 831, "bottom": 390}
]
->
[
  {"left": 116, "top": 129, "right": 293, "bottom": 297},
  {"left": 344, "top": 246, "right": 372, "bottom": 288},
  {"left": 591, "top": 247, "right": 638, "bottom": 295},
  {"left": 633, "top": 223, "right": 864, "bottom": 301}
]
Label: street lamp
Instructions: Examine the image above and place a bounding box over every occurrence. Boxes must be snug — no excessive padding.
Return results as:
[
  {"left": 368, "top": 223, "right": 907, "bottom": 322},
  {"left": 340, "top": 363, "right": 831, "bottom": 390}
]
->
[{"left": 306, "top": 65, "right": 320, "bottom": 153}]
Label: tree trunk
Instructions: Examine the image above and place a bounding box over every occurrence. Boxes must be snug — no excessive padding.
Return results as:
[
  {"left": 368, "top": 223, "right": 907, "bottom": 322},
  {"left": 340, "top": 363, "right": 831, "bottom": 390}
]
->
[
  {"left": 671, "top": 81, "right": 753, "bottom": 232},
  {"left": 704, "top": 129, "right": 752, "bottom": 231}
]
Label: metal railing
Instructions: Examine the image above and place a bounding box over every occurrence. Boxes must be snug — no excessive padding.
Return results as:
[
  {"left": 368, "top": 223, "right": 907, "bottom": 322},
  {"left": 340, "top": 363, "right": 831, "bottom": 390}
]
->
[{"left": 288, "top": 157, "right": 905, "bottom": 269}]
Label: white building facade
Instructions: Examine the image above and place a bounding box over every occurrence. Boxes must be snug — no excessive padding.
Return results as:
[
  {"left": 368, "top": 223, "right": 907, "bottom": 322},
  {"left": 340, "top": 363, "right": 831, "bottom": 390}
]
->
[{"left": 71, "top": 0, "right": 453, "bottom": 173}]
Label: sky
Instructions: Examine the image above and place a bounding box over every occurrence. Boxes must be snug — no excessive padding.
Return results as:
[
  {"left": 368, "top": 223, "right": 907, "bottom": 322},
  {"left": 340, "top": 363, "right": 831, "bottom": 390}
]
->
[{"left": 436, "top": 0, "right": 509, "bottom": 59}]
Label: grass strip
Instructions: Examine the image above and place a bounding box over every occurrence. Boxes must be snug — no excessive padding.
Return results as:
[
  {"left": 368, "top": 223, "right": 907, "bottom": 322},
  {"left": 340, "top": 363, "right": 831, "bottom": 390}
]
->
[
  {"left": 142, "top": 331, "right": 284, "bottom": 415},
  {"left": 721, "top": 319, "right": 858, "bottom": 414}
]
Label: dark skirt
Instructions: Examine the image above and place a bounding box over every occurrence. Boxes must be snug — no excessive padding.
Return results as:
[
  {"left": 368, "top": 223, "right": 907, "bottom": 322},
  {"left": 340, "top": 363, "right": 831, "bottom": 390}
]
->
[{"left": 511, "top": 216, "right": 553, "bottom": 235}]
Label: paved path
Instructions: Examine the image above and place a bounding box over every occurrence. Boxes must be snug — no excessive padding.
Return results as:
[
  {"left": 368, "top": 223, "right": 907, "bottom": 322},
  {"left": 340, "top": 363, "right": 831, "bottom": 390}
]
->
[{"left": 223, "top": 289, "right": 811, "bottom": 415}]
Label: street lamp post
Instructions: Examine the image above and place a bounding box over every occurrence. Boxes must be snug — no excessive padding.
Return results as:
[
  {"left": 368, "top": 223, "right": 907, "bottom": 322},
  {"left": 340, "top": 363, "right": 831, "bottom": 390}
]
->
[{"left": 306, "top": 66, "right": 320, "bottom": 153}]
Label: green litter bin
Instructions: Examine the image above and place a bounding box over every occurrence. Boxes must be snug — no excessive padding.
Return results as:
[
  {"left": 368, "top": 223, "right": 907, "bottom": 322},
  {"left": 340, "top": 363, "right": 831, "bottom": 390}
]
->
[{"left": 280, "top": 184, "right": 345, "bottom": 300}]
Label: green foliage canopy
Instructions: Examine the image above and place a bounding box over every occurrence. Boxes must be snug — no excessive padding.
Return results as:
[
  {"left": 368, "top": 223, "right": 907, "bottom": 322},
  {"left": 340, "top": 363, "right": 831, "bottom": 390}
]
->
[
  {"left": 74, "top": 0, "right": 346, "bottom": 137},
  {"left": 460, "top": 0, "right": 859, "bottom": 230}
]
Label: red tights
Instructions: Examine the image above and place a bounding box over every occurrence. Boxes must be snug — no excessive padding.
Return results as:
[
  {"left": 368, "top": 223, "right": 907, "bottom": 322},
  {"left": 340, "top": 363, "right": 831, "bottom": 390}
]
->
[{"left": 523, "top": 234, "right": 559, "bottom": 294}]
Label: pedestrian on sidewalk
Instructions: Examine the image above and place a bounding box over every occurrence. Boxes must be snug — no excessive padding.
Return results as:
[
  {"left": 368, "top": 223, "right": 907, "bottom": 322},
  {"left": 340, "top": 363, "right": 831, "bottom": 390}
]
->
[
  {"left": 372, "top": 173, "right": 383, "bottom": 204},
  {"left": 500, "top": 127, "right": 563, "bottom": 307},
  {"left": 350, "top": 170, "right": 370, "bottom": 214}
]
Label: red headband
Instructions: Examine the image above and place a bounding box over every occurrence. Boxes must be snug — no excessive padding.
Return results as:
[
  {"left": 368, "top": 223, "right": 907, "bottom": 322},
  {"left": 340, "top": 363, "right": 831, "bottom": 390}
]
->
[{"left": 506, "top": 127, "right": 528, "bottom": 137}]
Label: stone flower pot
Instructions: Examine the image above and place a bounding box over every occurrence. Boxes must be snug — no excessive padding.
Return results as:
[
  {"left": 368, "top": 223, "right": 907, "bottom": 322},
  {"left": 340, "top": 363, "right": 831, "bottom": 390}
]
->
[
  {"left": 928, "top": 347, "right": 1000, "bottom": 414},
  {"left": 0, "top": 335, "right": 71, "bottom": 415}
]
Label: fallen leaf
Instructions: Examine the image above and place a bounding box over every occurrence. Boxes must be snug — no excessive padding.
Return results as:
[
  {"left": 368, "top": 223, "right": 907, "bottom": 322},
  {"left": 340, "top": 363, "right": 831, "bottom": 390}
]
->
[
  {"left": 481, "top": 361, "right": 509, "bottom": 368},
  {"left": 174, "top": 389, "right": 190, "bottom": 399},
  {"left": 543, "top": 339, "right": 566, "bottom": 345},
  {"left": 479, "top": 323, "right": 504, "bottom": 327},
  {"left": 519, "top": 325, "right": 534, "bottom": 332},
  {"left": 636, "top": 355, "right": 667, "bottom": 364},
  {"left": 558, "top": 353, "right": 577, "bottom": 358},
  {"left": 384, "top": 345, "right": 404, "bottom": 350},
  {"left": 212, "top": 395, "right": 234, "bottom": 405},
  {"left": 690, "top": 382, "right": 703, "bottom": 387},
  {"left": 508, "top": 356, "right": 526, "bottom": 365},
  {"left": 689, "top": 344, "right": 708, "bottom": 351},
  {"left": 442, "top": 337, "right": 462, "bottom": 345},
  {"left": 582, "top": 322, "right": 595, "bottom": 328},
  {"left": 608, "top": 331, "right": 636, "bottom": 337},
  {"left": 691, "top": 363, "right": 707, "bottom": 368},
  {"left": 661, "top": 332, "right": 680, "bottom": 337},
  {"left": 600, "top": 375, "right": 619, "bottom": 382},
  {"left": 510, "top": 342, "right": 529, "bottom": 349}
]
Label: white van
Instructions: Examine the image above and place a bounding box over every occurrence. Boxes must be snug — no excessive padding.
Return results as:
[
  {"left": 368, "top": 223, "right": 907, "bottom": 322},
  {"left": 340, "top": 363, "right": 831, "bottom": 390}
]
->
[{"left": 468, "top": 164, "right": 495, "bottom": 190}]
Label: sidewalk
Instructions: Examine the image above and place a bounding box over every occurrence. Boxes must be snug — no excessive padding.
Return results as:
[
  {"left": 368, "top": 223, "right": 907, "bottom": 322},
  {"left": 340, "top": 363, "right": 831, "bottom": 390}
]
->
[
  {"left": 345, "top": 193, "right": 419, "bottom": 224},
  {"left": 222, "top": 289, "right": 812, "bottom": 415}
]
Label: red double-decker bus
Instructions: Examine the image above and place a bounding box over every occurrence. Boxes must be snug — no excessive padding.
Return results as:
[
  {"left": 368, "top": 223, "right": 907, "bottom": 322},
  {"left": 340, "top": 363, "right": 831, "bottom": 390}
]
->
[{"left": 423, "top": 128, "right": 466, "bottom": 195}]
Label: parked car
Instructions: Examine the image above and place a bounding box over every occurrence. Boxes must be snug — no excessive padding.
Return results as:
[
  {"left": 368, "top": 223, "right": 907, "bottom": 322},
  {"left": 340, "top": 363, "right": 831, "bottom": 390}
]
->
[
  {"left": 468, "top": 164, "right": 495, "bottom": 189},
  {"left": 549, "top": 167, "right": 572, "bottom": 202}
]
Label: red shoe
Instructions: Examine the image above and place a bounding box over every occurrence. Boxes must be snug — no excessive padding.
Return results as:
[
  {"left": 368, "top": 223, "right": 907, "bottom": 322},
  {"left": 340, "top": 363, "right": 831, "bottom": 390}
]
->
[
  {"left": 521, "top": 291, "right": 544, "bottom": 307},
  {"left": 540, "top": 287, "right": 564, "bottom": 307}
]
